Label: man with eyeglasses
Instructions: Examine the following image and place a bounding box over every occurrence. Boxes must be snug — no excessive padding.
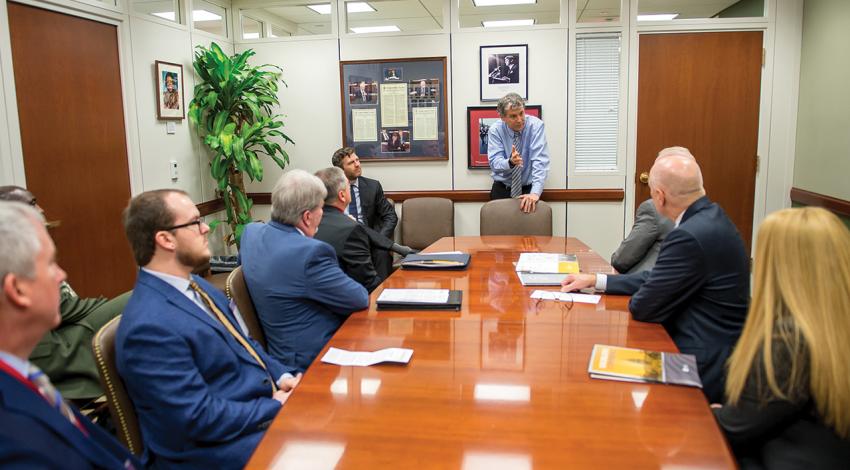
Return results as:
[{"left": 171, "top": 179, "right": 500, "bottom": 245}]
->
[
  {"left": 116, "top": 189, "right": 301, "bottom": 469},
  {"left": 0, "top": 185, "right": 131, "bottom": 403}
]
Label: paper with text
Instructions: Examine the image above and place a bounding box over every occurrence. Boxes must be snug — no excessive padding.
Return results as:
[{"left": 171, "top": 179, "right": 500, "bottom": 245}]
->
[
  {"left": 377, "top": 289, "right": 450, "bottom": 304},
  {"left": 530, "top": 290, "right": 601, "bottom": 304},
  {"left": 321, "top": 347, "right": 414, "bottom": 367}
]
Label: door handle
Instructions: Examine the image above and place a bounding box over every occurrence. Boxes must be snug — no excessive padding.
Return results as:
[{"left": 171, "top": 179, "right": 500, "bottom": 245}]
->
[{"left": 639, "top": 172, "right": 649, "bottom": 184}]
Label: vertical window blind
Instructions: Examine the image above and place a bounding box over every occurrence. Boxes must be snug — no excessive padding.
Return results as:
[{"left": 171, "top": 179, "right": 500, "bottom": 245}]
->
[{"left": 575, "top": 34, "right": 621, "bottom": 172}]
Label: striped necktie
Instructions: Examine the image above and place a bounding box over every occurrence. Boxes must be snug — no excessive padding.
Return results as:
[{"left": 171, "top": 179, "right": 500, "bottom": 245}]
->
[
  {"left": 348, "top": 184, "right": 363, "bottom": 223},
  {"left": 510, "top": 131, "right": 523, "bottom": 198},
  {"left": 189, "top": 281, "right": 278, "bottom": 393},
  {"left": 27, "top": 364, "right": 86, "bottom": 433}
]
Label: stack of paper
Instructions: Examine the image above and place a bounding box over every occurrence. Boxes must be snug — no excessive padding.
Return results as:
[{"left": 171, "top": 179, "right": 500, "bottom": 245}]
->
[
  {"left": 515, "top": 253, "right": 580, "bottom": 274},
  {"left": 321, "top": 347, "right": 413, "bottom": 367}
]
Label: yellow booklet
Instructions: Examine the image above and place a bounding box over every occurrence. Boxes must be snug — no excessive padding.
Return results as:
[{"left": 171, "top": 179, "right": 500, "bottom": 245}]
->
[
  {"left": 587, "top": 344, "right": 702, "bottom": 388},
  {"left": 515, "top": 253, "right": 580, "bottom": 274}
]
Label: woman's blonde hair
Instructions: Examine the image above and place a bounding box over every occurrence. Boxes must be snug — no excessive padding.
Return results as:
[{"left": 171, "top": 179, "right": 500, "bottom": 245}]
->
[{"left": 726, "top": 207, "right": 850, "bottom": 438}]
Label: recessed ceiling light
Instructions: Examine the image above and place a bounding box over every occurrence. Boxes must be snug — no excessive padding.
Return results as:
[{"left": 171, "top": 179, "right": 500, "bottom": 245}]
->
[
  {"left": 307, "top": 3, "right": 332, "bottom": 14},
  {"left": 482, "top": 19, "right": 534, "bottom": 28},
  {"left": 193, "top": 9, "right": 222, "bottom": 22},
  {"left": 474, "top": 0, "right": 535, "bottom": 6},
  {"left": 308, "top": 2, "right": 375, "bottom": 15},
  {"left": 637, "top": 13, "right": 678, "bottom": 21},
  {"left": 347, "top": 2, "right": 376, "bottom": 13},
  {"left": 152, "top": 11, "right": 176, "bottom": 21},
  {"left": 243, "top": 33, "right": 260, "bottom": 39},
  {"left": 350, "top": 25, "right": 400, "bottom": 33}
]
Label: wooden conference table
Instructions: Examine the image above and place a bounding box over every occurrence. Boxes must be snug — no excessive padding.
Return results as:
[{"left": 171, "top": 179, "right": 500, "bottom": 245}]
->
[{"left": 247, "top": 236, "right": 734, "bottom": 469}]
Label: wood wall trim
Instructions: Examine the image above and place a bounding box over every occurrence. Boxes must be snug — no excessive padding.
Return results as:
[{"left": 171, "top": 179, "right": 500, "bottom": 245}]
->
[
  {"left": 790, "top": 187, "right": 850, "bottom": 217},
  {"left": 198, "top": 189, "right": 625, "bottom": 216}
]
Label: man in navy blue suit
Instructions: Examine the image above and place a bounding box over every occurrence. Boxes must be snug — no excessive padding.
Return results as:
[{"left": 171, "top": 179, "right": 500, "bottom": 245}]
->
[
  {"left": 0, "top": 201, "right": 140, "bottom": 469},
  {"left": 562, "top": 147, "right": 750, "bottom": 403},
  {"left": 116, "top": 189, "right": 301, "bottom": 469},
  {"left": 240, "top": 170, "right": 370, "bottom": 372}
]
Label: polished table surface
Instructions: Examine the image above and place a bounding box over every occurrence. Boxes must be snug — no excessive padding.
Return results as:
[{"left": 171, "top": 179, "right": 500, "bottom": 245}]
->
[{"left": 247, "top": 236, "right": 734, "bottom": 469}]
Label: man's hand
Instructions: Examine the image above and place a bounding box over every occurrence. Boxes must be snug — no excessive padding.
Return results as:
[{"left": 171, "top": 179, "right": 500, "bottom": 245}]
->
[
  {"left": 561, "top": 273, "right": 597, "bottom": 292},
  {"left": 518, "top": 193, "right": 539, "bottom": 213},
  {"left": 278, "top": 372, "right": 302, "bottom": 392},
  {"left": 510, "top": 145, "right": 523, "bottom": 167},
  {"left": 272, "top": 389, "right": 292, "bottom": 405}
]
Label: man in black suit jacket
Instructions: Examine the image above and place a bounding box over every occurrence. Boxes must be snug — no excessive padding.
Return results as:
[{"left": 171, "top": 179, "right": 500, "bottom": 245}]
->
[
  {"left": 314, "top": 167, "right": 384, "bottom": 292},
  {"left": 332, "top": 147, "right": 400, "bottom": 278},
  {"left": 561, "top": 147, "right": 750, "bottom": 403},
  {"left": 0, "top": 201, "right": 140, "bottom": 469}
]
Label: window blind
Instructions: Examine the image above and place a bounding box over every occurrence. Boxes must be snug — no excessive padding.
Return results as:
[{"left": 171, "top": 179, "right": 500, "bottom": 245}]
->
[{"left": 575, "top": 34, "right": 621, "bottom": 172}]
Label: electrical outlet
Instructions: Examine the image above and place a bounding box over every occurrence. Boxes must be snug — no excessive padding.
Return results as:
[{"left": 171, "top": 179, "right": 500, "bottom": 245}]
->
[{"left": 170, "top": 160, "right": 179, "bottom": 180}]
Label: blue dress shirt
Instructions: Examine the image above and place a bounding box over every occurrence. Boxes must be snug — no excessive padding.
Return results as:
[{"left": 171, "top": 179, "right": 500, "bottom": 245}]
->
[{"left": 487, "top": 115, "right": 551, "bottom": 196}]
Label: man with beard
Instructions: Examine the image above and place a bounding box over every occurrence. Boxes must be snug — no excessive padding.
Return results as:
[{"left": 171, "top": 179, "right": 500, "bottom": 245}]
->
[{"left": 116, "top": 189, "right": 301, "bottom": 469}]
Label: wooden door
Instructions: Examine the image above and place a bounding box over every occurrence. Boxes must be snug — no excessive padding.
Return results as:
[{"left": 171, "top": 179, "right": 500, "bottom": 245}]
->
[
  {"left": 8, "top": 2, "right": 136, "bottom": 297},
  {"left": 636, "top": 32, "right": 762, "bottom": 250}
]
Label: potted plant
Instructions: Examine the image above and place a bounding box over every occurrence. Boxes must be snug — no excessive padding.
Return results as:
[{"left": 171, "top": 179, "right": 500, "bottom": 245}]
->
[{"left": 188, "top": 42, "right": 292, "bottom": 246}]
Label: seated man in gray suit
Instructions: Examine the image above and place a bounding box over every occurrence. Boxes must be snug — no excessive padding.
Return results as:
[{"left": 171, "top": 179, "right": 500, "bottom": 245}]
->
[{"left": 611, "top": 198, "right": 674, "bottom": 274}]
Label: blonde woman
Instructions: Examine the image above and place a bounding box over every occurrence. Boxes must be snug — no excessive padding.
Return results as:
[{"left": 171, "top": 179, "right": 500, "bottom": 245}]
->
[{"left": 714, "top": 207, "right": 850, "bottom": 468}]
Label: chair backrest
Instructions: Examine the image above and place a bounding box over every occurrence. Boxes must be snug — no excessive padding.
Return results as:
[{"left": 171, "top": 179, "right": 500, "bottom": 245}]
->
[
  {"left": 480, "top": 199, "right": 553, "bottom": 236},
  {"left": 401, "top": 197, "right": 454, "bottom": 250},
  {"left": 92, "top": 316, "right": 143, "bottom": 456},
  {"left": 225, "top": 266, "right": 267, "bottom": 349}
]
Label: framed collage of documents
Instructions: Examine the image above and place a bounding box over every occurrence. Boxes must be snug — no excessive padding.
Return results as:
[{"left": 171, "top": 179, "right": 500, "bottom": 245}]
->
[{"left": 340, "top": 57, "right": 448, "bottom": 161}]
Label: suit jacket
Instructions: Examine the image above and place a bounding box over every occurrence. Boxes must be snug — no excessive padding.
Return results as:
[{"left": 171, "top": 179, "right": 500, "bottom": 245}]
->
[
  {"left": 357, "top": 176, "right": 397, "bottom": 239},
  {"left": 714, "top": 339, "right": 850, "bottom": 469},
  {"left": 0, "top": 367, "right": 140, "bottom": 469},
  {"left": 315, "top": 206, "right": 384, "bottom": 292},
  {"left": 116, "top": 270, "right": 293, "bottom": 469},
  {"left": 611, "top": 199, "right": 674, "bottom": 274},
  {"left": 240, "top": 222, "right": 369, "bottom": 372},
  {"left": 606, "top": 196, "right": 750, "bottom": 403}
]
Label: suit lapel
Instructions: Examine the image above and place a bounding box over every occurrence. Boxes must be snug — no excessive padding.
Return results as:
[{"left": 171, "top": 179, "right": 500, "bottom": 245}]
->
[
  {"left": 137, "top": 271, "right": 261, "bottom": 369},
  {"left": 0, "top": 372, "right": 127, "bottom": 467}
]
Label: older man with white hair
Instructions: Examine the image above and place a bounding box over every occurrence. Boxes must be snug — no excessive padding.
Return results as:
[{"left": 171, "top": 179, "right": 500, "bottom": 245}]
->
[
  {"left": 240, "top": 169, "right": 369, "bottom": 373},
  {"left": 562, "top": 146, "right": 750, "bottom": 403}
]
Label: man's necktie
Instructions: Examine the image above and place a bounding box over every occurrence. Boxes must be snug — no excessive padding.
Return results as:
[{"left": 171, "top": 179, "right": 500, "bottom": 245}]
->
[
  {"left": 27, "top": 364, "right": 86, "bottom": 433},
  {"left": 510, "top": 131, "right": 523, "bottom": 198},
  {"left": 188, "top": 281, "right": 278, "bottom": 393},
  {"left": 348, "top": 185, "right": 363, "bottom": 223}
]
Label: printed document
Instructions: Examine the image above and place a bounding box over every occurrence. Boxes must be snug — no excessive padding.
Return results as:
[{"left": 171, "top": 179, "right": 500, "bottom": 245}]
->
[
  {"left": 530, "top": 290, "right": 601, "bottom": 304},
  {"left": 321, "top": 347, "right": 413, "bottom": 367},
  {"left": 377, "top": 289, "right": 450, "bottom": 304}
]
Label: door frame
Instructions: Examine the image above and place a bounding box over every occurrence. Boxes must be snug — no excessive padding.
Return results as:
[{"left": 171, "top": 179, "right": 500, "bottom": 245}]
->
[
  {"left": 0, "top": 0, "right": 143, "bottom": 196},
  {"left": 623, "top": 0, "right": 804, "bottom": 255}
]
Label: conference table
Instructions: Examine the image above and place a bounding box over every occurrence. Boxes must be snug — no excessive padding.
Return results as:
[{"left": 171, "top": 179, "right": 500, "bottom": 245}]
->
[{"left": 247, "top": 236, "right": 735, "bottom": 469}]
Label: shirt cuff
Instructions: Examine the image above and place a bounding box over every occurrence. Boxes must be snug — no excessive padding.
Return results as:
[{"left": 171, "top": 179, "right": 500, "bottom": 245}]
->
[
  {"left": 277, "top": 373, "right": 294, "bottom": 387},
  {"left": 595, "top": 274, "right": 607, "bottom": 292}
]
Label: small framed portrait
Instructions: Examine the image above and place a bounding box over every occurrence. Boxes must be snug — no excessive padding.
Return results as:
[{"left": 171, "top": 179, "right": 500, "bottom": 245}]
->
[
  {"left": 408, "top": 78, "right": 440, "bottom": 107},
  {"left": 383, "top": 66, "right": 403, "bottom": 81},
  {"left": 155, "top": 60, "right": 185, "bottom": 120},
  {"left": 467, "top": 104, "right": 541, "bottom": 168},
  {"left": 479, "top": 44, "right": 528, "bottom": 102},
  {"left": 380, "top": 129, "right": 410, "bottom": 153},
  {"left": 348, "top": 77, "right": 379, "bottom": 106}
]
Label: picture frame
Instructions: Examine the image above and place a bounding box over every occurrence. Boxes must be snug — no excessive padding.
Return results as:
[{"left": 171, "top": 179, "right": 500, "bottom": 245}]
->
[
  {"left": 340, "top": 57, "right": 448, "bottom": 162},
  {"left": 480, "top": 44, "right": 528, "bottom": 102},
  {"left": 155, "top": 60, "right": 185, "bottom": 120},
  {"left": 467, "top": 104, "right": 542, "bottom": 169}
]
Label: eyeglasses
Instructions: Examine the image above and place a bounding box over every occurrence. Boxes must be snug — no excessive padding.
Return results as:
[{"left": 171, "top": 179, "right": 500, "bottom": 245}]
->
[{"left": 163, "top": 219, "right": 204, "bottom": 232}]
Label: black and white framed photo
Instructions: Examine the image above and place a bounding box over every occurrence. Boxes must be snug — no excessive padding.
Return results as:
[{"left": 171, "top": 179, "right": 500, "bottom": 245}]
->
[{"left": 479, "top": 44, "right": 528, "bottom": 102}]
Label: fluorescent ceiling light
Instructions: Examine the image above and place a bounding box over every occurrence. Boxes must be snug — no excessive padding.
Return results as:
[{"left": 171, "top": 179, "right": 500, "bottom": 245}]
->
[
  {"left": 474, "top": 0, "right": 535, "bottom": 6},
  {"left": 152, "top": 11, "right": 176, "bottom": 21},
  {"left": 308, "top": 2, "right": 375, "bottom": 15},
  {"left": 637, "top": 13, "right": 678, "bottom": 21},
  {"left": 307, "top": 3, "right": 331, "bottom": 14},
  {"left": 193, "top": 9, "right": 222, "bottom": 22},
  {"left": 243, "top": 33, "right": 260, "bottom": 39},
  {"left": 347, "top": 2, "right": 376, "bottom": 13},
  {"left": 350, "top": 25, "right": 400, "bottom": 33},
  {"left": 481, "top": 19, "right": 534, "bottom": 28}
]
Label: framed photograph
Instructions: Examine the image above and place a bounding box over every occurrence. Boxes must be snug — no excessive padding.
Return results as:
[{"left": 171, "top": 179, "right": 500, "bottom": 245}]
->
[
  {"left": 480, "top": 45, "right": 528, "bottom": 102},
  {"left": 467, "top": 104, "right": 542, "bottom": 168},
  {"left": 155, "top": 60, "right": 185, "bottom": 120},
  {"left": 340, "top": 57, "right": 448, "bottom": 161}
]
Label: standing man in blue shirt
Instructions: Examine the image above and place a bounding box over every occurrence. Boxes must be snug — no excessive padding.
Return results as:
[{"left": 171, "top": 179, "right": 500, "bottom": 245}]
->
[{"left": 487, "top": 93, "right": 551, "bottom": 213}]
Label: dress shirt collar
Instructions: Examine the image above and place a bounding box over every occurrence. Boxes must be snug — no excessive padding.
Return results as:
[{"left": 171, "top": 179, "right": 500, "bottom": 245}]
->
[
  {"left": 350, "top": 177, "right": 359, "bottom": 188},
  {"left": 142, "top": 267, "right": 191, "bottom": 292},
  {"left": 673, "top": 210, "right": 685, "bottom": 228},
  {"left": 0, "top": 350, "right": 30, "bottom": 378}
]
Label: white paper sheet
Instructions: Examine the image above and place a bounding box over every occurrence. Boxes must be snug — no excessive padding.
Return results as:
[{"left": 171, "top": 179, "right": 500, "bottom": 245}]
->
[
  {"left": 379, "top": 83, "right": 409, "bottom": 127},
  {"left": 321, "top": 347, "right": 413, "bottom": 367},
  {"left": 377, "top": 289, "right": 450, "bottom": 304},
  {"left": 412, "top": 107, "right": 438, "bottom": 140},
  {"left": 352, "top": 108, "right": 378, "bottom": 142},
  {"left": 530, "top": 290, "right": 601, "bottom": 304}
]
